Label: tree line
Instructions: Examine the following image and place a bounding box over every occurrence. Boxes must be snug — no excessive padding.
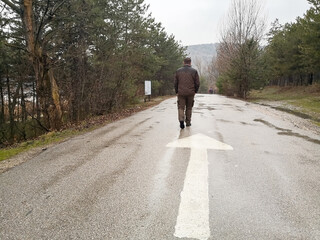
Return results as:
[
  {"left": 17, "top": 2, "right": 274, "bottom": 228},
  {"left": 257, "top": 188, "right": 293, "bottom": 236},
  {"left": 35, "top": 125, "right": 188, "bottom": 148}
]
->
[
  {"left": 0, "top": 0, "right": 185, "bottom": 146},
  {"left": 214, "top": 0, "right": 320, "bottom": 98}
]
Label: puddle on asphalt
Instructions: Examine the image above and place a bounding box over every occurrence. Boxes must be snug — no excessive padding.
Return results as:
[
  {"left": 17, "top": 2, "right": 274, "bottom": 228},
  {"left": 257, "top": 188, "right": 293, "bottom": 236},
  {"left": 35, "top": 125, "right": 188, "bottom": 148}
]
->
[
  {"left": 254, "top": 119, "right": 320, "bottom": 145},
  {"left": 278, "top": 132, "right": 320, "bottom": 144},
  {"left": 299, "top": 158, "right": 319, "bottom": 165},
  {"left": 273, "top": 106, "right": 313, "bottom": 120},
  {"left": 217, "top": 119, "right": 233, "bottom": 123},
  {"left": 203, "top": 107, "right": 215, "bottom": 111},
  {"left": 254, "top": 119, "right": 292, "bottom": 132},
  {"left": 195, "top": 105, "right": 216, "bottom": 111},
  {"left": 216, "top": 119, "right": 258, "bottom": 126},
  {"left": 193, "top": 111, "right": 204, "bottom": 115},
  {"left": 256, "top": 103, "right": 320, "bottom": 123},
  {"left": 240, "top": 121, "right": 256, "bottom": 126},
  {"left": 234, "top": 106, "right": 244, "bottom": 112}
]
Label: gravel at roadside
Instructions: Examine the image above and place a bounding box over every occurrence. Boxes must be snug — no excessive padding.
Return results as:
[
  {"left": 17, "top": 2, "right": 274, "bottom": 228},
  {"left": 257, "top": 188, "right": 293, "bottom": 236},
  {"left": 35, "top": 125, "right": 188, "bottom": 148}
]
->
[{"left": 249, "top": 100, "right": 320, "bottom": 136}]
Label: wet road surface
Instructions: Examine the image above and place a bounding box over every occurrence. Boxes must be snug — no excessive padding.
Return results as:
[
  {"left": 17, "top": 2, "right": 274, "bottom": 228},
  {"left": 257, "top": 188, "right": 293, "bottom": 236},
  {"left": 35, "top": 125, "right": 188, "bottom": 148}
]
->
[{"left": 1, "top": 94, "right": 320, "bottom": 239}]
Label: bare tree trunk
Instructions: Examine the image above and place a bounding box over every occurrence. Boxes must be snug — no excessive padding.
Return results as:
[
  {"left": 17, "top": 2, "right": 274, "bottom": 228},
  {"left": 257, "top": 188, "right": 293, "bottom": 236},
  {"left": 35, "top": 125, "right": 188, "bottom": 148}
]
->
[
  {"left": 193, "top": 57, "right": 203, "bottom": 77},
  {"left": 6, "top": 73, "right": 14, "bottom": 141},
  {"left": 47, "top": 68, "right": 62, "bottom": 129},
  {"left": 308, "top": 73, "right": 313, "bottom": 85},
  {"left": 0, "top": 77, "right": 4, "bottom": 124},
  {"left": 23, "top": 0, "right": 62, "bottom": 130},
  {"left": 32, "top": 80, "right": 35, "bottom": 117},
  {"left": 20, "top": 80, "right": 27, "bottom": 122}
]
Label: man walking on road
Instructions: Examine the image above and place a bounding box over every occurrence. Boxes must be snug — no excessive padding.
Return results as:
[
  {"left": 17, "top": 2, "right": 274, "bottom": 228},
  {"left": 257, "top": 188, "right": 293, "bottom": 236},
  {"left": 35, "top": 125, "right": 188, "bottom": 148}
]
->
[{"left": 174, "top": 57, "right": 200, "bottom": 129}]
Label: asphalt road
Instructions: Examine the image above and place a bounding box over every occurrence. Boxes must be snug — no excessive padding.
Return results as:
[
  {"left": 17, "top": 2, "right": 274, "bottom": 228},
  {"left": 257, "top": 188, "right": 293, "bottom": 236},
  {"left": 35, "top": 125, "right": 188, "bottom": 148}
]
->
[{"left": 1, "top": 94, "right": 320, "bottom": 240}]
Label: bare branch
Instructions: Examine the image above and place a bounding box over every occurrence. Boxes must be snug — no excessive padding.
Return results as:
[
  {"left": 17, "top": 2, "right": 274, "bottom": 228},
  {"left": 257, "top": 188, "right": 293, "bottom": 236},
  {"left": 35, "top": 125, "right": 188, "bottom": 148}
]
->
[
  {"left": 0, "top": 0, "right": 20, "bottom": 13},
  {"left": 51, "top": 0, "right": 67, "bottom": 15},
  {"left": 221, "top": 0, "right": 266, "bottom": 45},
  {"left": 4, "top": 42, "right": 28, "bottom": 52},
  {"left": 26, "top": 110, "right": 50, "bottom": 132},
  {"left": 1, "top": 18, "right": 11, "bottom": 28},
  {"left": 35, "top": 0, "right": 50, "bottom": 44}
]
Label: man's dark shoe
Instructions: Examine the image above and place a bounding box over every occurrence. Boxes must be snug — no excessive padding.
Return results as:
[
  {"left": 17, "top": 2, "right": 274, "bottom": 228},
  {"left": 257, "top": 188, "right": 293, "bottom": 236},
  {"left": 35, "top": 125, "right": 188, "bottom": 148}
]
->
[
  {"left": 180, "top": 121, "right": 185, "bottom": 129},
  {"left": 186, "top": 122, "right": 191, "bottom": 127}
]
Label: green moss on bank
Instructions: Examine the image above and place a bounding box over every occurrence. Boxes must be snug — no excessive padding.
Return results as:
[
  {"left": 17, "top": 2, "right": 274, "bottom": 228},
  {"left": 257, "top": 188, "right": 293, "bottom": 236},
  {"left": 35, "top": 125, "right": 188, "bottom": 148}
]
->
[{"left": 0, "top": 130, "right": 81, "bottom": 161}]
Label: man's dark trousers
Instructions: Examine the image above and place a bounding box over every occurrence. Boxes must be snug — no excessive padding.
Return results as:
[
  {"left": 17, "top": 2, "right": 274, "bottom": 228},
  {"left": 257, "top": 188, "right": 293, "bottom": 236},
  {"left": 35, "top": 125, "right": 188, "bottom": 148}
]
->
[{"left": 177, "top": 94, "right": 194, "bottom": 125}]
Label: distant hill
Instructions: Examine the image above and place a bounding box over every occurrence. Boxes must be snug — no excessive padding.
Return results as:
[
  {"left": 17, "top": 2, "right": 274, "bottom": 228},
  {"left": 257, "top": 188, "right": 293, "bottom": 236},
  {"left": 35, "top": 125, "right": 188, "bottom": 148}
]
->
[{"left": 185, "top": 43, "right": 219, "bottom": 67}]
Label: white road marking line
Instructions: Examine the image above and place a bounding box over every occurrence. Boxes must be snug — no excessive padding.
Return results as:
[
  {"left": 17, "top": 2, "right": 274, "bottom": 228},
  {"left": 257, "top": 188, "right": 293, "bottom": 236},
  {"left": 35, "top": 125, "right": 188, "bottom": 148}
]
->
[
  {"left": 167, "top": 134, "right": 233, "bottom": 240},
  {"left": 174, "top": 147, "right": 210, "bottom": 240}
]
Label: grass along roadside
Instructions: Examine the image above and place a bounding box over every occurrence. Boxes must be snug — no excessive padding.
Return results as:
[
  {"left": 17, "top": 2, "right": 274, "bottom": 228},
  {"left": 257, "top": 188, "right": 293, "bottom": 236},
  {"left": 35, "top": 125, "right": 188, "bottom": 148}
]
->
[
  {"left": 0, "top": 130, "right": 80, "bottom": 162},
  {"left": 248, "top": 85, "right": 320, "bottom": 125},
  {"left": 0, "top": 96, "right": 171, "bottom": 162}
]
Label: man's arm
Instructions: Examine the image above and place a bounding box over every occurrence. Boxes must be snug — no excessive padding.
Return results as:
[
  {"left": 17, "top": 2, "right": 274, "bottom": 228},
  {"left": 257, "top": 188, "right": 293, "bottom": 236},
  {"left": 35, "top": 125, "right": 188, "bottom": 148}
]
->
[
  {"left": 174, "top": 72, "right": 179, "bottom": 94},
  {"left": 194, "top": 71, "right": 200, "bottom": 93}
]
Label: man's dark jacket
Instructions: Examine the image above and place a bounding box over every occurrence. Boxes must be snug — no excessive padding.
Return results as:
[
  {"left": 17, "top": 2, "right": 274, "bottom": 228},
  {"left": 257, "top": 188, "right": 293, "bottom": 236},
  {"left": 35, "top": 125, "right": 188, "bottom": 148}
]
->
[{"left": 174, "top": 65, "right": 200, "bottom": 96}]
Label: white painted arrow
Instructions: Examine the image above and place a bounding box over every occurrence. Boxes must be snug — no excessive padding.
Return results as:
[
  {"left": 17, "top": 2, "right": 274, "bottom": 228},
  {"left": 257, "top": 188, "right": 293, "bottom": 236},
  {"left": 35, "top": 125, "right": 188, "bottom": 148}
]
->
[{"left": 167, "top": 133, "right": 233, "bottom": 240}]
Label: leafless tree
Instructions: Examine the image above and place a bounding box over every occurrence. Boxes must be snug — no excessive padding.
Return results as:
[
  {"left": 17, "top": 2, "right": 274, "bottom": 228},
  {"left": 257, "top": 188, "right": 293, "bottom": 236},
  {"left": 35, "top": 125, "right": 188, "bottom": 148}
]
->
[
  {"left": 193, "top": 56, "right": 204, "bottom": 77},
  {"left": 218, "top": 0, "right": 266, "bottom": 64},
  {"left": 215, "top": 0, "right": 266, "bottom": 98},
  {"left": 221, "top": 0, "right": 266, "bottom": 45},
  {"left": 206, "top": 56, "right": 219, "bottom": 87}
]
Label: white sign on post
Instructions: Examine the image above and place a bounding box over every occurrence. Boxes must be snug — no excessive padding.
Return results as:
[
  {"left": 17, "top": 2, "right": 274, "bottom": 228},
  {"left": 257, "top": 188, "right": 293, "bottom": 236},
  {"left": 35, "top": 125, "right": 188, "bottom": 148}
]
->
[{"left": 145, "top": 81, "right": 151, "bottom": 96}]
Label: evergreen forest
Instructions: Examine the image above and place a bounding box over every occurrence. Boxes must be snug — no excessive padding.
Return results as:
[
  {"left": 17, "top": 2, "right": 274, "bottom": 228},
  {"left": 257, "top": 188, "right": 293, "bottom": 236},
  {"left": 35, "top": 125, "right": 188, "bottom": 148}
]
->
[
  {"left": 214, "top": 0, "right": 320, "bottom": 98},
  {"left": 0, "top": 0, "right": 185, "bottom": 145}
]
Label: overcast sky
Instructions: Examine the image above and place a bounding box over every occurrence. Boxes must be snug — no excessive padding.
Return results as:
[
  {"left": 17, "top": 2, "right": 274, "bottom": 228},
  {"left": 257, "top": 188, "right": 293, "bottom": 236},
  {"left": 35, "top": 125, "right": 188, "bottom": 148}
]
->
[{"left": 143, "top": 0, "right": 311, "bottom": 46}]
